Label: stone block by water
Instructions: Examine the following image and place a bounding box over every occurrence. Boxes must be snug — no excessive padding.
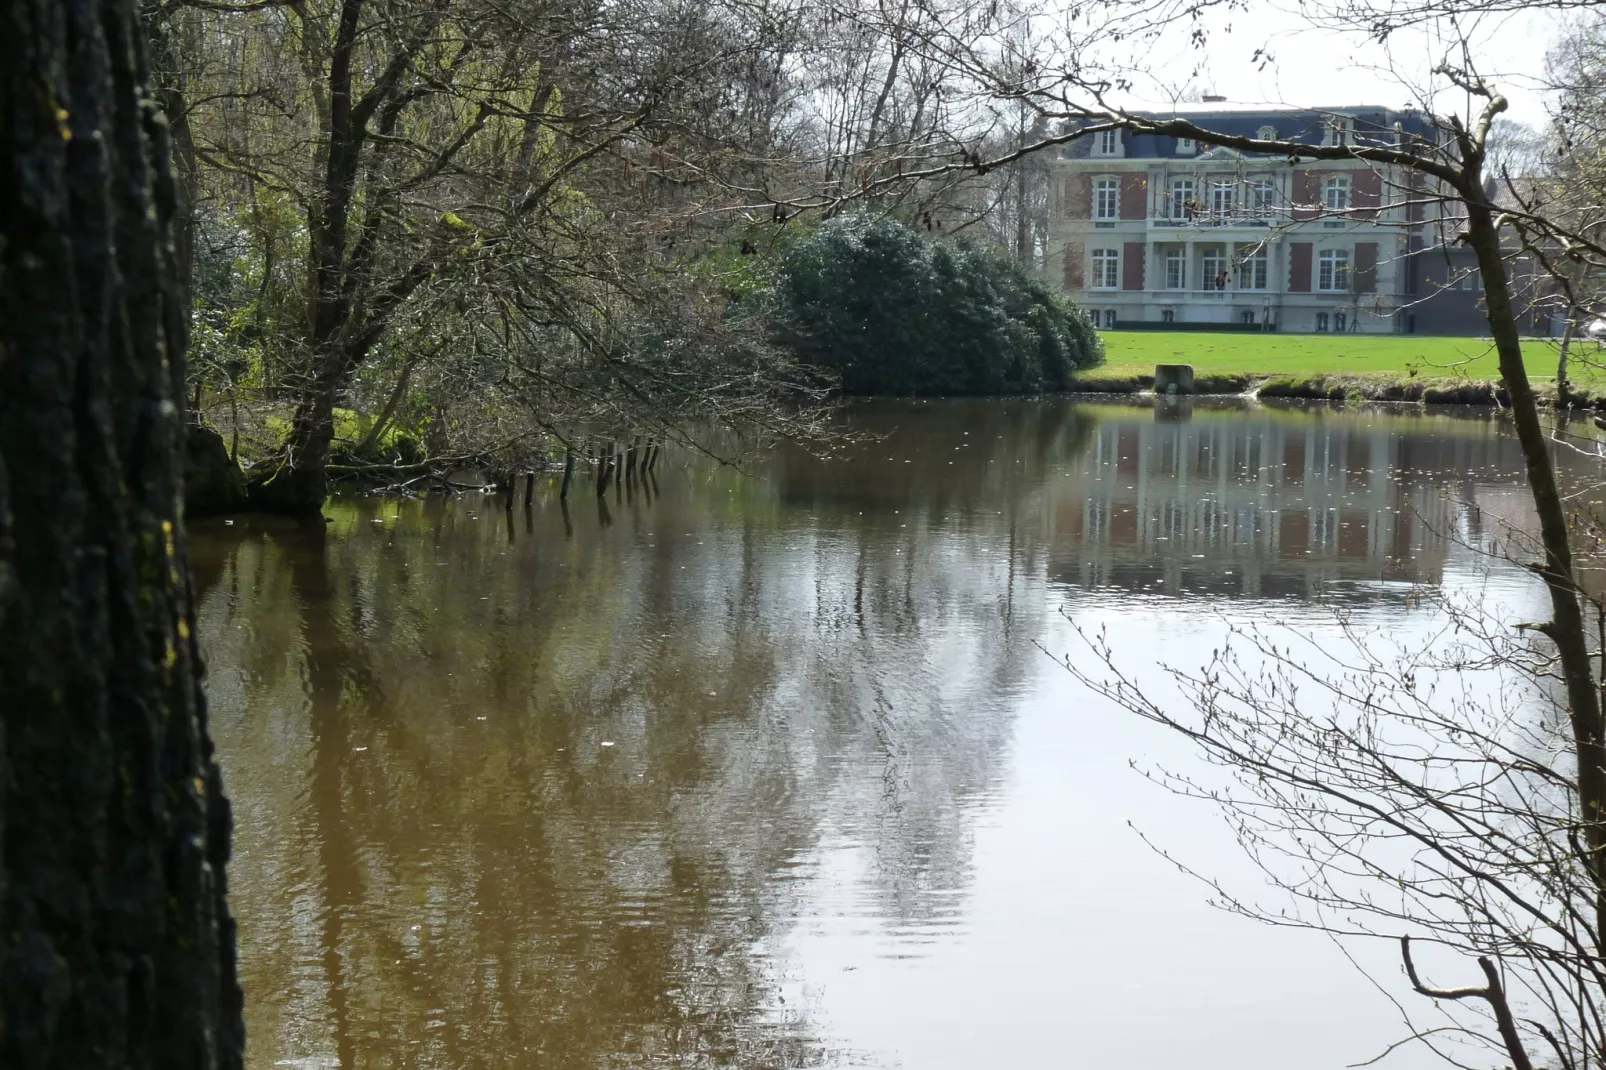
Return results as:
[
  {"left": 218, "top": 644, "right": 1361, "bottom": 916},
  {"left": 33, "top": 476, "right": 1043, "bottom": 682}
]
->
[{"left": 1154, "top": 364, "right": 1195, "bottom": 395}]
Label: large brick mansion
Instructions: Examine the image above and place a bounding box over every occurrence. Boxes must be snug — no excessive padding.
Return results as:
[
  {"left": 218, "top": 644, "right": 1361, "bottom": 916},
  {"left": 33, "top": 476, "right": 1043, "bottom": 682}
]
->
[{"left": 1049, "top": 103, "right": 1500, "bottom": 334}]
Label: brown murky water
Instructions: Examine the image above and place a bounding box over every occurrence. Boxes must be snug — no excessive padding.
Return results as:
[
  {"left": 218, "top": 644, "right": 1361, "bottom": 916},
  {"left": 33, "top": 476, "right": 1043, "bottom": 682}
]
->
[{"left": 192, "top": 398, "right": 1575, "bottom": 1070}]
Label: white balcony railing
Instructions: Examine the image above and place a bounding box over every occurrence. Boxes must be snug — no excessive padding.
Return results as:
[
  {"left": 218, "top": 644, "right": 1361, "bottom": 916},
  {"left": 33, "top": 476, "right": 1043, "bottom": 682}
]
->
[{"left": 1149, "top": 214, "right": 1275, "bottom": 228}]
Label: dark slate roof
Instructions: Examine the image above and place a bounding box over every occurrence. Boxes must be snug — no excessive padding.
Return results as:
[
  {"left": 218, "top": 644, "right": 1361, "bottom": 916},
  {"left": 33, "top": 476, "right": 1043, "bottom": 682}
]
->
[{"left": 1061, "top": 106, "right": 1436, "bottom": 160}]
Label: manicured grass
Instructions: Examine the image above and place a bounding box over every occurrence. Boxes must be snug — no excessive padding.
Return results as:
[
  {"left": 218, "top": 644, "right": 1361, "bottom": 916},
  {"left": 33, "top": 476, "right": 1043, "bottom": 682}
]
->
[{"left": 1094, "top": 331, "right": 1602, "bottom": 387}]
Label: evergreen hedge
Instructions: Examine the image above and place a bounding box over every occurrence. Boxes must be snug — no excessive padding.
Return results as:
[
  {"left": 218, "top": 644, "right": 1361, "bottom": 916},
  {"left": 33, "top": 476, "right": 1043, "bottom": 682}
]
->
[{"left": 777, "top": 213, "right": 1103, "bottom": 395}]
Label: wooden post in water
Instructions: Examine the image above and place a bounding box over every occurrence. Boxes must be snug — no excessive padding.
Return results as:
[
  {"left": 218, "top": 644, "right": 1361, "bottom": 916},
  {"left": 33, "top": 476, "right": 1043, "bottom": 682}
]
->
[
  {"left": 597, "top": 442, "right": 615, "bottom": 497},
  {"left": 524, "top": 472, "right": 535, "bottom": 508},
  {"left": 624, "top": 436, "right": 639, "bottom": 484},
  {"left": 559, "top": 448, "right": 575, "bottom": 500}
]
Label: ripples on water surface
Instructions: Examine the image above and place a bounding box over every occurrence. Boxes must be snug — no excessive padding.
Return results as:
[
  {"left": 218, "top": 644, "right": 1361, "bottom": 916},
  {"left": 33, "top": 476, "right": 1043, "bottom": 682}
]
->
[{"left": 191, "top": 398, "right": 1591, "bottom": 1070}]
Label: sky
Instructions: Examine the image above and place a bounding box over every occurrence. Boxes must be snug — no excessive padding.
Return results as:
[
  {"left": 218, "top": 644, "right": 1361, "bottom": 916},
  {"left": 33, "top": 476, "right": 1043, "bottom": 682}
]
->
[{"left": 1108, "top": 2, "right": 1561, "bottom": 130}]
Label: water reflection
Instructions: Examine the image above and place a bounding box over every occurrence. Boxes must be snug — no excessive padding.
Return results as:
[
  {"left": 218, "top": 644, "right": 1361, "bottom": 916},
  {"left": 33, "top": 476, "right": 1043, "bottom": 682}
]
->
[
  {"left": 1050, "top": 402, "right": 1523, "bottom": 598},
  {"left": 193, "top": 399, "right": 1582, "bottom": 1070}
]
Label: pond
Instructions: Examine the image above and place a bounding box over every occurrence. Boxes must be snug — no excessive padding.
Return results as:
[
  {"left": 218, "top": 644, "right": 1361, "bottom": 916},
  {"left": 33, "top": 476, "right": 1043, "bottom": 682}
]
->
[{"left": 191, "top": 398, "right": 1583, "bottom": 1070}]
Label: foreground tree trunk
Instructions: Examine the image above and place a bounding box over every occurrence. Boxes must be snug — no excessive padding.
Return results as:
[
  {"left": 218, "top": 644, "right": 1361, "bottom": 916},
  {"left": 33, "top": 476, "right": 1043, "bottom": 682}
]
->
[
  {"left": 1467, "top": 190, "right": 1606, "bottom": 945},
  {"left": 0, "top": 2, "right": 245, "bottom": 1066}
]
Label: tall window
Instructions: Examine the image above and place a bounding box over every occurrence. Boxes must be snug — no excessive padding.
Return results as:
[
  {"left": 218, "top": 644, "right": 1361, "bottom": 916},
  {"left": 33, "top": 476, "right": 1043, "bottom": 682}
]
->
[
  {"left": 1094, "top": 129, "right": 1121, "bottom": 156},
  {"left": 1316, "top": 312, "right": 1330, "bottom": 332},
  {"left": 1323, "top": 117, "right": 1353, "bottom": 146},
  {"left": 1236, "top": 245, "right": 1268, "bottom": 290},
  {"left": 1162, "top": 309, "right": 1176, "bottom": 323},
  {"left": 1202, "top": 248, "right": 1228, "bottom": 290},
  {"left": 1091, "top": 248, "right": 1120, "bottom": 289},
  {"left": 1249, "top": 179, "right": 1276, "bottom": 214},
  {"left": 1334, "top": 311, "right": 1348, "bottom": 332},
  {"left": 1104, "top": 309, "right": 1118, "bottom": 329},
  {"left": 1318, "top": 248, "right": 1351, "bottom": 291},
  {"left": 1094, "top": 178, "right": 1119, "bottom": 220},
  {"left": 1165, "top": 248, "right": 1187, "bottom": 289},
  {"left": 1170, "top": 178, "right": 1195, "bottom": 220},
  {"left": 1324, "top": 176, "right": 1351, "bottom": 227},
  {"left": 1210, "top": 181, "right": 1235, "bottom": 220}
]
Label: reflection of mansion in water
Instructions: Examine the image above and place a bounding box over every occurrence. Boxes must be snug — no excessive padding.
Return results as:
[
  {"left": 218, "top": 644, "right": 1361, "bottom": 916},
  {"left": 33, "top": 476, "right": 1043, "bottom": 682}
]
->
[{"left": 1051, "top": 411, "right": 1510, "bottom": 598}]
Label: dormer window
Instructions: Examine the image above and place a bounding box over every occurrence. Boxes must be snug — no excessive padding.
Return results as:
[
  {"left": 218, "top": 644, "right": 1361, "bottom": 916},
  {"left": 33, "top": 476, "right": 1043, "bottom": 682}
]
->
[
  {"left": 1093, "top": 129, "right": 1121, "bottom": 156},
  {"left": 1176, "top": 137, "right": 1196, "bottom": 154},
  {"left": 1257, "top": 125, "right": 1277, "bottom": 141},
  {"left": 1323, "top": 117, "right": 1354, "bottom": 147}
]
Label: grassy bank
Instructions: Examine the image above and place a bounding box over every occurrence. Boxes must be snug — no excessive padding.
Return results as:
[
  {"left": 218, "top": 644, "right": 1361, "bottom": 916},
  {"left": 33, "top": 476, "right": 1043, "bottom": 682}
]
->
[{"left": 1071, "top": 331, "right": 1605, "bottom": 401}]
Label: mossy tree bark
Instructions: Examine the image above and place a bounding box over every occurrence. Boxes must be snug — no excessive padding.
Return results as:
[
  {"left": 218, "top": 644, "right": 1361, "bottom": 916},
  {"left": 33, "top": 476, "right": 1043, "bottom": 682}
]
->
[{"left": 0, "top": 1, "right": 245, "bottom": 1066}]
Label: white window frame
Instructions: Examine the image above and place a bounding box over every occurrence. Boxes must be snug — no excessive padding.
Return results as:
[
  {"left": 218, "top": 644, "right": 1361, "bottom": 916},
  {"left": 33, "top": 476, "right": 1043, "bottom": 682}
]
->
[
  {"left": 1316, "top": 311, "right": 1330, "bottom": 332},
  {"left": 1236, "top": 245, "right": 1268, "bottom": 290},
  {"left": 1201, "top": 248, "right": 1228, "bottom": 290},
  {"left": 1249, "top": 178, "right": 1276, "bottom": 213},
  {"left": 1324, "top": 176, "right": 1351, "bottom": 227},
  {"left": 1176, "top": 137, "right": 1196, "bottom": 154},
  {"left": 1093, "top": 129, "right": 1121, "bottom": 156},
  {"left": 1318, "top": 248, "right": 1352, "bottom": 292},
  {"left": 1257, "top": 125, "right": 1278, "bottom": 141},
  {"left": 1091, "top": 248, "right": 1121, "bottom": 289},
  {"left": 1323, "top": 117, "right": 1354, "bottom": 147},
  {"left": 1169, "top": 178, "right": 1195, "bottom": 220},
  {"left": 1334, "top": 310, "right": 1348, "bottom": 332},
  {"left": 1103, "top": 309, "right": 1118, "bottom": 329},
  {"left": 1094, "top": 178, "right": 1120, "bottom": 220},
  {"left": 1164, "top": 248, "right": 1187, "bottom": 289},
  {"left": 1210, "top": 181, "right": 1235, "bottom": 221}
]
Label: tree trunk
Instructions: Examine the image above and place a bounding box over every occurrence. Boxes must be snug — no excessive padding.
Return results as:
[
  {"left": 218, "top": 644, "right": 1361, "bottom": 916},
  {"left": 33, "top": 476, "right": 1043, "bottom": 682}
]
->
[
  {"left": 0, "top": 2, "right": 245, "bottom": 1066},
  {"left": 1558, "top": 318, "right": 1575, "bottom": 391},
  {"left": 248, "top": 375, "right": 340, "bottom": 515},
  {"left": 1467, "top": 194, "right": 1606, "bottom": 949}
]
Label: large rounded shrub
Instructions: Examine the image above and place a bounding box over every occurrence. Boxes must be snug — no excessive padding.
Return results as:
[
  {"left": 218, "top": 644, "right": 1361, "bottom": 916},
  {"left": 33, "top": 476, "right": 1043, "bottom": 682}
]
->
[{"left": 778, "top": 212, "right": 1102, "bottom": 395}]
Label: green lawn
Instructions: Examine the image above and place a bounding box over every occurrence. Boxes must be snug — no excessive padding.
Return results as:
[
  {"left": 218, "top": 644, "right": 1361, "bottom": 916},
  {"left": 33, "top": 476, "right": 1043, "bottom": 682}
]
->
[{"left": 1096, "top": 331, "right": 1602, "bottom": 386}]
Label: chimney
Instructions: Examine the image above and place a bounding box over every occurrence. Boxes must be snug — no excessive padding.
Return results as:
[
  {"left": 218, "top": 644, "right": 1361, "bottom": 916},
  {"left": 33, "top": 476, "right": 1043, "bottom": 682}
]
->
[{"left": 1201, "top": 94, "right": 1227, "bottom": 103}]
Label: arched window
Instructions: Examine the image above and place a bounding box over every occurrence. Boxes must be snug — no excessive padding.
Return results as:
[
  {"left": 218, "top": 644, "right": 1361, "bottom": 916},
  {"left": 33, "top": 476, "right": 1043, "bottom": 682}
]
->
[
  {"left": 1094, "top": 178, "right": 1119, "bottom": 220},
  {"left": 1235, "top": 245, "right": 1268, "bottom": 290},
  {"left": 1257, "top": 125, "right": 1278, "bottom": 141},
  {"left": 1323, "top": 176, "right": 1351, "bottom": 227},
  {"left": 1164, "top": 248, "right": 1187, "bottom": 289},
  {"left": 1210, "top": 181, "right": 1235, "bottom": 220},
  {"left": 1318, "top": 248, "right": 1351, "bottom": 291},
  {"left": 1169, "top": 178, "right": 1195, "bottom": 220},
  {"left": 1091, "top": 248, "right": 1120, "bottom": 289}
]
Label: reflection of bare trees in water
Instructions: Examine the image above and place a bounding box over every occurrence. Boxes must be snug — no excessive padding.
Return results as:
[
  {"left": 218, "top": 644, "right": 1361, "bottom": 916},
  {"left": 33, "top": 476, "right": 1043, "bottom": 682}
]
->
[
  {"left": 191, "top": 399, "right": 1601, "bottom": 1069},
  {"left": 197, "top": 514, "right": 840, "bottom": 1068}
]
